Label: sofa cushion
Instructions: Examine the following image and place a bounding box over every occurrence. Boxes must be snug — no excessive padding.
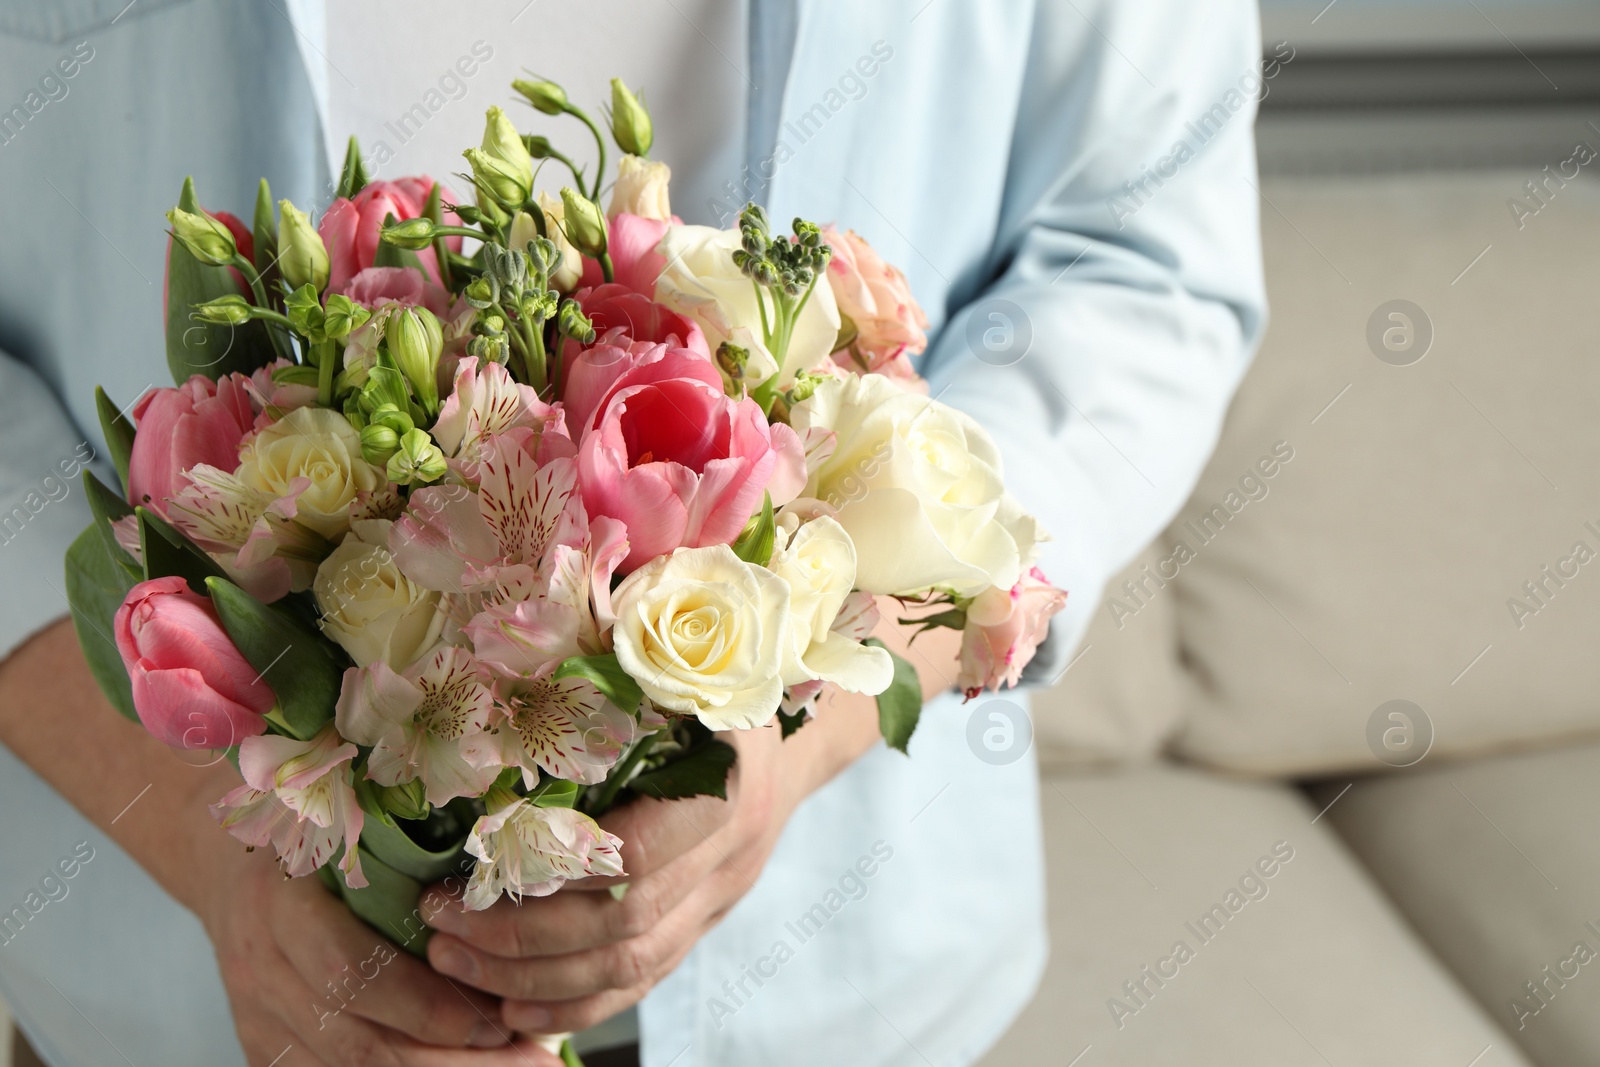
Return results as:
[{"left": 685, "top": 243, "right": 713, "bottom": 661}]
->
[
  {"left": 979, "top": 763, "right": 1526, "bottom": 1066},
  {"left": 1167, "top": 172, "right": 1600, "bottom": 775},
  {"left": 1315, "top": 738, "right": 1600, "bottom": 1067}
]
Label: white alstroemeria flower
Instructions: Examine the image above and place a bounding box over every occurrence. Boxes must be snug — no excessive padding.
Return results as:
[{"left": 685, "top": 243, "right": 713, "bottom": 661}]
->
[
  {"left": 463, "top": 788, "right": 624, "bottom": 911},
  {"left": 335, "top": 644, "right": 499, "bottom": 807},
  {"left": 212, "top": 723, "right": 366, "bottom": 887}
]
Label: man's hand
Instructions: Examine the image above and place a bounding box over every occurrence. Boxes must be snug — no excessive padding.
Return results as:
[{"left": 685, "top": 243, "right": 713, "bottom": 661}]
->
[
  {"left": 0, "top": 619, "right": 560, "bottom": 1066},
  {"left": 422, "top": 605, "right": 962, "bottom": 1034}
]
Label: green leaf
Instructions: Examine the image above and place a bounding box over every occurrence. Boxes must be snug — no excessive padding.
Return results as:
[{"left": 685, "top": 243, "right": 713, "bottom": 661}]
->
[
  {"left": 901, "top": 607, "right": 968, "bottom": 639},
  {"left": 80, "top": 470, "right": 140, "bottom": 579},
  {"left": 730, "top": 492, "right": 775, "bottom": 567},
  {"left": 322, "top": 847, "right": 434, "bottom": 958},
  {"left": 865, "top": 638, "right": 922, "bottom": 754},
  {"left": 553, "top": 653, "right": 644, "bottom": 715},
  {"left": 205, "top": 577, "right": 346, "bottom": 740},
  {"left": 271, "top": 363, "right": 321, "bottom": 387},
  {"left": 165, "top": 176, "right": 276, "bottom": 381},
  {"left": 529, "top": 778, "right": 581, "bottom": 808},
  {"left": 352, "top": 777, "right": 470, "bottom": 884},
  {"left": 63, "top": 525, "right": 138, "bottom": 722},
  {"left": 627, "top": 739, "right": 736, "bottom": 801},
  {"left": 335, "top": 135, "right": 370, "bottom": 201},
  {"left": 776, "top": 707, "right": 810, "bottom": 738},
  {"left": 93, "top": 386, "right": 135, "bottom": 489},
  {"left": 251, "top": 178, "right": 280, "bottom": 288},
  {"left": 560, "top": 1040, "right": 586, "bottom": 1067},
  {"left": 137, "top": 507, "right": 225, "bottom": 593}
]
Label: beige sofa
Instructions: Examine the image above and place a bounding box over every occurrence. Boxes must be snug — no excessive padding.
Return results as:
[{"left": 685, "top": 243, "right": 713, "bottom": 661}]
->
[{"left": 982, "top": 171, "right": 1600, "bottom": 1067}]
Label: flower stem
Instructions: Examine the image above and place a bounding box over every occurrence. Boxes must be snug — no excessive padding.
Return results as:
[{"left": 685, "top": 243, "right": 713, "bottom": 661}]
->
[
  {"left": 565, "top": 105, "right": 608, "bottom": 202},
  {"left": 232, "top": 253, "right": 290, "bottom": 364},
  {"left": 591, "top": 728, "right": 665, "bottom": 814}
]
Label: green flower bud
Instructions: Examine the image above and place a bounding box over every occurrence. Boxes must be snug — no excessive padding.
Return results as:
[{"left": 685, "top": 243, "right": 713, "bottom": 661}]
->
[
  {"left": 190, "top": 295, "right": 254, "bottom": 327},
  {"left": 559, "top": 187, "right": 607, "bottom": 259},
  {"left": 277, "top": 200, "right": 329, "bottom": 292},
  {"left": 369, "top": 403, "right": 414, "bottom": 436},
  {"left": 481, "top": 106, "right": 533, "bottom": 189},
  {"left": 524, "top": 134, "right": 555, "bottom": 159},
  {"left": 787, "top": 370, "right": 831, "bottom": 405},
  {"left": 513, "top": 77, "right": 568, "bottom": 115},
  {"left": 557, "top": 299, "right": 595, "bottom": 345},
  {"left": 387, "top": 428, "right": 448, "bottom": 485},
  {"left": 464, "top": 275, "right": 499, "bottom": 310},
  {"left": 716, "top": 341, "right": 751, "bottom": 382},
  {"left": 322, "top": 293, "right": 371, "bottom": 343},
  {"left": 608, "top": 77, "right": 653, "bottom": 157},
  {"left": 166, "top": 206, "right": 237, "bottom": 266},
  {"left": 371, "top": 779, "right": 429, "bottom": 821},
  {"left": 380, "top": 217, "right": 437, "bottom": 250},
  {"left": 464, "top": 147, "right": 531, "bottom": 209},
  {"left": 385, "top": 306, "right": 443, "bottom": 416},
  {"left": 359, "top": 423, "right": 401, "bottom": 466}
]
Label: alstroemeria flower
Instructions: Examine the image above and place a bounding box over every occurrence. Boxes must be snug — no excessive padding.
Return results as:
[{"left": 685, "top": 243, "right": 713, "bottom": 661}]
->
[
  {"left": 211, "top": 724, "right": 366, "bottom": 887},
  {"left": 431, "top": 360, "right": 563, "bottom": 466},
  {"left": 463, "top": 788, "right": 624, "bottom": 910},
  {"left": 957, "top": 567, "right": 1069, "bottom": 698},
  {"left": 335, "top": 644, "right": 499, "bottom": 806}
]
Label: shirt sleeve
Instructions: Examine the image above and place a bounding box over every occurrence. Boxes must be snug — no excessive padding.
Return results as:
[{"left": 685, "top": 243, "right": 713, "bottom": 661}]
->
[
  {"left": 918, "top": 0, "right": 1270, "bottom": 680},
  {"left": 0, "top": 349, "right": 99, "bottom": 659}
]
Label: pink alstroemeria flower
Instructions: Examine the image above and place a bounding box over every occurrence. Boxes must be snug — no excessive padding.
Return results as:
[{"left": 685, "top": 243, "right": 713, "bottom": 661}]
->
[
  {"left": 463, "top": 788, "right": 624, "bottom": 910},
  {"left": 335, "top": 644, "right": 499, "bottom": 807},
  {"left": 957, "top": 567, "right": 1069, "bottom": 699},
  {"left": 210, "top": 724, "right": 366, "bottom": 888},
  {"left": 431, "top": 359, "right": 563, "bottom": 466}
]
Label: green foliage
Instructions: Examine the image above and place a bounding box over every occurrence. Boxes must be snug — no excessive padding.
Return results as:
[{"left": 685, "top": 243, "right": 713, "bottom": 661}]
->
[
  {"left": 553, "top": 653, "right": 644, "bottom": 714},
  {"left": 205, "top": 577, "right": 345, "bottom": 740},
  {"left": 93, "top": 386, "right": 135, "bottom": 489},
  {"left": 730, "top": 492, "right": 775, "bottom": 568},
  {"left": 627, "top": 737, "right": 737, "bottom": 801},
  {"left": 164, "top": 177, "right": 275, "bottom": 381},
  {"left": 865, "top": 638, "right": 922, "bottom": 753},
  {"left": 63, "top": 525, "right": 138, "bottom": 722},
  {"left": 137, "top": 507, "right": 225, "bottom": 593}
]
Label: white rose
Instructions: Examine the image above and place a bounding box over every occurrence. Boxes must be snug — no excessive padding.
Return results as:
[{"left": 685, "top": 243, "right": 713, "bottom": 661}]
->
[
  {"left": 789, "top": 373, "right": 1042, "bottom": 597},
  {"left": 237, "top": 406, "right": 384, "bottom": 541},
  {"left": 654, "top": 224, "right": 841, "bottom": 386},
  {"left": 313, "top": 520, "right": 445, "bottom": 670},
  {"left": 608, "top": 155, "right": 672, "bottom": 221},
  {"left": 612, "top": 545, "right": 792, "bottom": 730},
  {"left": 770, "top": 512, "right": 892, "bottom": 695}
]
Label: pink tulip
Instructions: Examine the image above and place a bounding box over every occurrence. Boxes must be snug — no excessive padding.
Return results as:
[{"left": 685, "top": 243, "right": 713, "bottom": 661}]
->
[
  {"left": 578, "top": 213, "right": 669, "bottom": 295},
  {"left": 319, "top": 177, "right": 461, "bottom": 294},
  {"left": 560, "top": 284, "right": 708, "bottom": 385},
  {"left": 127, "top": 374, "right": 256, "bottom": 515},
  {"left": 577, "top": 348, "right": 807, "bottom": 569},
  {"left": 114, "top": 576, "right": 275, "bottom": 749},
  {"left": 343, "top": 266, "right": 452, "bottom": 318},
  {"left": 957, "top": 568, "right": 1069, "bottom": 699}
]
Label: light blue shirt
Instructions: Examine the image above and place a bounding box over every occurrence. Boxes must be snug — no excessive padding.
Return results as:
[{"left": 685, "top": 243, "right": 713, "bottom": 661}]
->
[{"left": 0, "top": 2, "right": 1264, "bottom": 1065}]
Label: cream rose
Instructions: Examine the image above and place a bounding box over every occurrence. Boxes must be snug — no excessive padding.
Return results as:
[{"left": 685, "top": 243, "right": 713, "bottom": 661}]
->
[
  {"left": 608, "top": 154, "right": 672, "bottom": 220},
  {"left": 313, "top": 520, "right": 445, "bottom": 670},
  {"left": 611, "top": 545, "right": 792, "bottom": 730},
  {"left": 654, "top": 224, "right": 841, "bottom": 386},
  {"left": 770, "top": 511, "right": 892, "bottom": 695},
  {"left": 789, "top": 373, "right": 1042, "bottom": 597},
  {"left": 237, "top": 406, "right": 384, "bottom": 541}
]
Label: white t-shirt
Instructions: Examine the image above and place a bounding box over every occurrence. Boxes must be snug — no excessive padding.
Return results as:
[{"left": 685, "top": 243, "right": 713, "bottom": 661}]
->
[{"left": 325, "top": 0, "right": 747, "bottom": 225}]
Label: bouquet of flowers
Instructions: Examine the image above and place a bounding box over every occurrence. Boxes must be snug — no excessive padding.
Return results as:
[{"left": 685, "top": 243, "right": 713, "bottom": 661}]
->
[{"left": 63, "top": 72, "right": 1067, "bottom": 1036}]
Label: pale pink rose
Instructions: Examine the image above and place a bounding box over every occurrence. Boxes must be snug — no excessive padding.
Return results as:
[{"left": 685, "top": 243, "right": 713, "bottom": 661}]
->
[
  {"left": 113, "top": 576, "right": 275, "bottom": 749},
  {"left": 822, "top": 226, "right": 930, "bottom": 382},
  {"left": 577, "top": 348, "right": 807, "bottom": 569},
  {"left": 579, "top": 213, "right": 669, "bottom": 295},
  {"left": 957, "top": 567, "right": 1068, "bottom": 699},
  {"left": 127, "top": 374, "right": 256, "bottom": 516},
  {"left": 319, "top": 178, "right": 461, "bottom": 294},
  {"left": 343, "top": 266, "right": 452, "bottom": 318}
]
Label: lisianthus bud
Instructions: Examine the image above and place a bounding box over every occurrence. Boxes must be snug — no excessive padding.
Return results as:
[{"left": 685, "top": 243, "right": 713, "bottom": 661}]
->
[
  {"left": 559, "top": 187, "right": 607, "bottom": 259},
  {"left": 381, "top": 217, "right": 437, "bottom": 250},
  {"left": 524, "top": 134, "right": 554, "bottom": 159},
  {"left": 464, "top": 147, "right": 530, "bottom": 209},
  {"left": 481, "top": 106, "right": 533, "bottom": 190},
  {"left": 513, "top": 77, "right": 567, "bottom": 115},
  {"left": 387, "top": 428, "right": 447, "bottom": 485},
  {"left": 609, "top": 77, "right": 653, "bottom": 156},
  {"left": 276, "top": 200, "right": 329, "bottom": 293},
  {"left": 166, "top": 207, "right": 237, "bottom": 265},
  {"left": 191, "top": 295, "right": 254, "bottom": 326},
  {"left": 557, "top": 299, "right": 595, "bottom": 344},
  {"left": 385, "top": 306, "right": 443, "bottom": 415},
  {"left": 359, "top": 422, "right": 401, "bottom": 465}
]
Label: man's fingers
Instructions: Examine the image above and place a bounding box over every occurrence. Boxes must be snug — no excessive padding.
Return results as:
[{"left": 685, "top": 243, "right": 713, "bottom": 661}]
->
[
  {"left": 586, "top": 792, "right": 734, "bottom": 884},
  {"left": 502, "top": 936, "right": 702, "bottom": 1035},
  {"left": 425, "top": 827, "right": 725, "bottom": 958},
  {"left": 275, "top": 875, "right": 508, "bottom": 1049}
]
